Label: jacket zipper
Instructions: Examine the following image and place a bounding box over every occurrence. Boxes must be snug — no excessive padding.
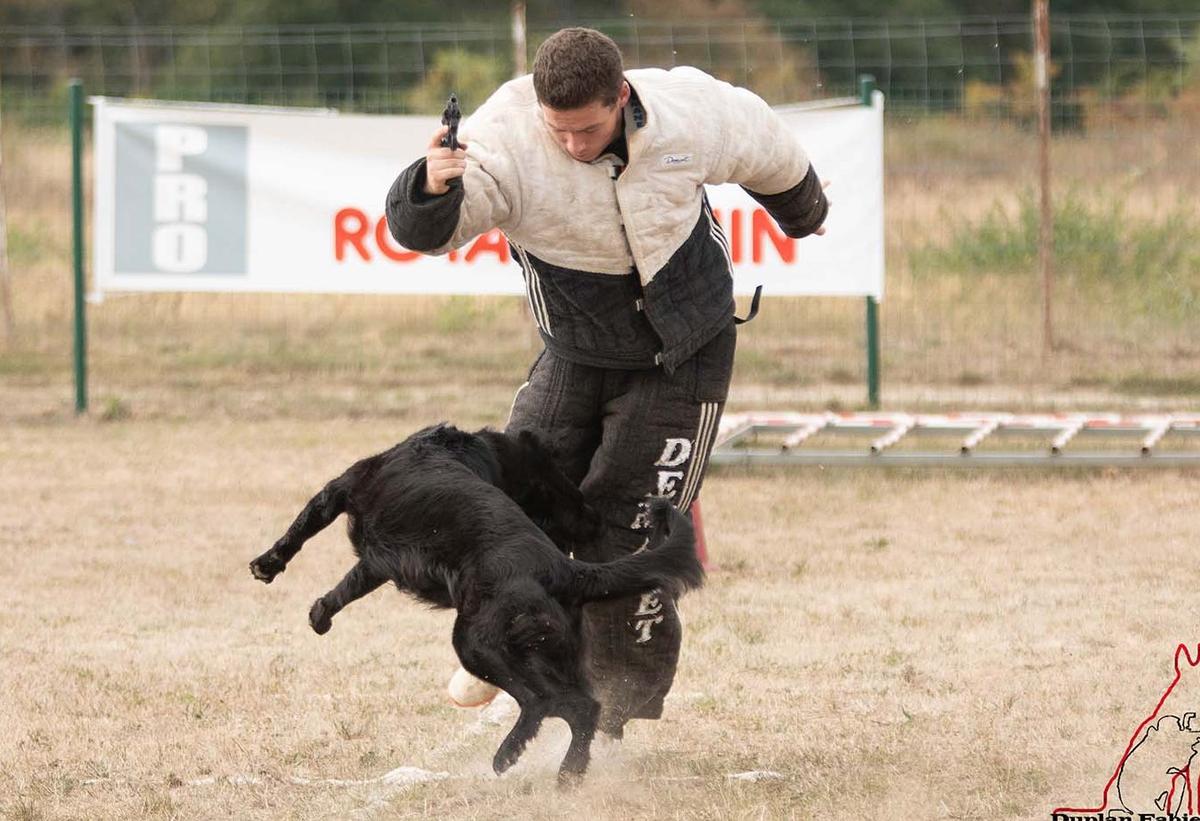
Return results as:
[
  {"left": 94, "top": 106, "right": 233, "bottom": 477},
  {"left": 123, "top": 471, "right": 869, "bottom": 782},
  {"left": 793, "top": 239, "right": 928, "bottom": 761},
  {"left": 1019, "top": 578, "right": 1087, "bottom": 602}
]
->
[{"left": 612, "top": 153, "right": 668, "bottom": 367}]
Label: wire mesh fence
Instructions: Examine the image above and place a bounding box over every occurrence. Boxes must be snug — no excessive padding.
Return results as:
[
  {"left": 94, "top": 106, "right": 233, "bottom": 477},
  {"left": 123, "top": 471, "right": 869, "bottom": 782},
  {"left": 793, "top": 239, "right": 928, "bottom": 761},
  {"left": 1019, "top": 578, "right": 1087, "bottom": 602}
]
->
[
  {"left": 4, "top": 15, "right": 1198, "bottom": 116},
  {"left": 1, "top": 15, "right": 1198, "bottom": 415}
]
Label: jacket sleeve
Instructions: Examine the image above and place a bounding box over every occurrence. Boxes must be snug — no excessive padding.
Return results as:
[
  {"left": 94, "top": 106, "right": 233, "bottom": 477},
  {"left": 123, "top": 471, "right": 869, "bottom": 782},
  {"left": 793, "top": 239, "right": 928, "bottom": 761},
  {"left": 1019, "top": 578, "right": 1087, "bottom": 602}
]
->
[
  {"left": 384, "top": 127, "right": 516, "bottom": 255},
  {"left": 384, "top": 158, "right": 463, "bottom": 253},
  {"left": 704, "top": 78, "right": 829, "bottom": 238},
  {"left": 742, "top": 166, "right": 828, "bottom": 239}
]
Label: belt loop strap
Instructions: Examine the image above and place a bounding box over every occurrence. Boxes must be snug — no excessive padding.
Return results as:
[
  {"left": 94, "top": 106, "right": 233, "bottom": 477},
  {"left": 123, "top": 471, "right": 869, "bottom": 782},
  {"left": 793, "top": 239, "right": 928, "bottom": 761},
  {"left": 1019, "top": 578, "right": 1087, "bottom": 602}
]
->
[{"left": 734, "top": 284, "right": 763, "bottom": 325}]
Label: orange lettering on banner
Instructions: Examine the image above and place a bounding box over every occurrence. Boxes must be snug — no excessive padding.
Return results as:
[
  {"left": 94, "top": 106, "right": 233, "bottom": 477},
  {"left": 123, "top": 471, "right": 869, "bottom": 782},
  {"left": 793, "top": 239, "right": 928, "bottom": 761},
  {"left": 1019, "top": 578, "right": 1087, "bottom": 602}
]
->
[
  {"left": 752, "top": 208, "right": 795, "bottom": 263},
  {"left": 730, "top": 208, "right": 744, "bottom": 263},
  {"left": 464, "top": 230, "right": 510, "bottom": 263},
  {"left": 334, "top": 208, "right": 371, "bottom": 261},
  {"left": 374, "top": 217, "right": 420, "bottom": 262},
  {"left": 336, "top": 207, "right": 793, "bottom": 266},
  {"left": 329, "top": 211, "right": 517, "bottom": 266}
]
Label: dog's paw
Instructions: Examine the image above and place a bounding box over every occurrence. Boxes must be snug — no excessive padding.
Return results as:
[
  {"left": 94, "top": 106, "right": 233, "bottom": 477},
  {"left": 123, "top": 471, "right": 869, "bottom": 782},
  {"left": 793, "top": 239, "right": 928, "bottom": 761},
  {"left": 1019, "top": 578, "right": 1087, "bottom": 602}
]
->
[
  {"left": 492, "top": 742, "right": 522, "bottom": 776},
  {"left": 249, "top": 550, "right": 286, "bottom": 583},
  {"left": 309, "top": 598, "right": 333, "bottom": 635},
  {"left": 556, "top": 768, "right": 585, "bottom": 789}
]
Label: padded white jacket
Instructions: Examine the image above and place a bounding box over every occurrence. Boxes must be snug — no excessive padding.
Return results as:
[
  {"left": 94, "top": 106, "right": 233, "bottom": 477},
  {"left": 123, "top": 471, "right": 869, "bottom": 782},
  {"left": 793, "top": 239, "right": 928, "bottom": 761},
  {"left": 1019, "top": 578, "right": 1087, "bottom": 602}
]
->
[{"left": 386, "top": 67, "right": 827, "bottom": 371}]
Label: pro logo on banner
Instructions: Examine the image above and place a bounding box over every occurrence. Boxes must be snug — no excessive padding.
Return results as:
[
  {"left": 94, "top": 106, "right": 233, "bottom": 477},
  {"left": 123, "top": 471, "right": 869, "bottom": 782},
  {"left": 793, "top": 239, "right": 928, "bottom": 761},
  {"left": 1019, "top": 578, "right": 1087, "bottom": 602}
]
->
[{"left": 113, "top": 122, "right": 248, "bottom": 276}]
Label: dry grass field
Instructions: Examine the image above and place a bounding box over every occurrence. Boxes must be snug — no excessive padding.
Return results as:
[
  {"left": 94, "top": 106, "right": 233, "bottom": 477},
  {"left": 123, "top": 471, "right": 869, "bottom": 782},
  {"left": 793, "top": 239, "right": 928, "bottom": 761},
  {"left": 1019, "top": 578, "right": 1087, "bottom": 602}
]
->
[
  {"left": 1, "top": 103, "right": 1198, "bottom": 820},
  {"left": 3, "top": 411, "right": 1199, "bottom": 820}
]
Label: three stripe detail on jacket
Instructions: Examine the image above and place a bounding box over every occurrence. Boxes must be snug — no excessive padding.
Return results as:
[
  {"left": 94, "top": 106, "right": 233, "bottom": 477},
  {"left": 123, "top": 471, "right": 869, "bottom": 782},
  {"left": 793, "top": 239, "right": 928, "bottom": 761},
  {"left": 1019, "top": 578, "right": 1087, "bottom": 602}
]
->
[
  {"left": 702, "top": 198, "right": 734, "bottom": 277},
  {"left": 512, "top": 242, "right": 553, "bottom": 336}
]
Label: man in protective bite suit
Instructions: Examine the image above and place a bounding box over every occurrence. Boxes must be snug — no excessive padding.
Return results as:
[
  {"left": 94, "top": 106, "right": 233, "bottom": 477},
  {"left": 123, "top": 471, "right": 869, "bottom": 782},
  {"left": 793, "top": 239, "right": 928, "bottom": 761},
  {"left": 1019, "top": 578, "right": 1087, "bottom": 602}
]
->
[{"left": 385, "top": 26, "right": 829, "bottom": 737}]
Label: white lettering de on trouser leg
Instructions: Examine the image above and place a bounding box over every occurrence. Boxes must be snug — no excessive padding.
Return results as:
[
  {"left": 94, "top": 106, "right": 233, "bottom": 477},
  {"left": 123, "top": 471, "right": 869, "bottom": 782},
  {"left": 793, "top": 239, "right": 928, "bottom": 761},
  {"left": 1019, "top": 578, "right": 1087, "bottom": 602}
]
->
[{"left": 624, "top": 402, "right": 721, "bottom": 644}]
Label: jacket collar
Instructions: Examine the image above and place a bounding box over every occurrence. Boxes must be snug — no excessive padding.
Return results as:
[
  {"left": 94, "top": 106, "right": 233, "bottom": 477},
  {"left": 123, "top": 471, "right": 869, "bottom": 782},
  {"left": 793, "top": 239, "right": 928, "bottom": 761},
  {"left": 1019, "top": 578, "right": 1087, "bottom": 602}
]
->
[{"left": 626, "top": 79, "right": 647, "bottom": 130}]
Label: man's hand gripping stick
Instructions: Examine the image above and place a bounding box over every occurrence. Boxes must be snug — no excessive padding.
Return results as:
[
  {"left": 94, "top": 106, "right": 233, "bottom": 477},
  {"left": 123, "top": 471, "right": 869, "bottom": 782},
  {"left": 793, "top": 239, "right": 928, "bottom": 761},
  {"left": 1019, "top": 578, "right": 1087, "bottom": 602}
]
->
[{"left": 439, "top": 93, "right": 463, "bottom": 192}]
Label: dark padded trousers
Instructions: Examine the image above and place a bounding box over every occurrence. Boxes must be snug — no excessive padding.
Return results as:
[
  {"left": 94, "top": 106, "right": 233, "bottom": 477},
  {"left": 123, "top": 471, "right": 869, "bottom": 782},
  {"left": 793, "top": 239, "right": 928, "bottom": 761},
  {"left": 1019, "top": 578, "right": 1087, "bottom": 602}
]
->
[{"left": 505, "top": 322, "right": 736, "bottom": 735}]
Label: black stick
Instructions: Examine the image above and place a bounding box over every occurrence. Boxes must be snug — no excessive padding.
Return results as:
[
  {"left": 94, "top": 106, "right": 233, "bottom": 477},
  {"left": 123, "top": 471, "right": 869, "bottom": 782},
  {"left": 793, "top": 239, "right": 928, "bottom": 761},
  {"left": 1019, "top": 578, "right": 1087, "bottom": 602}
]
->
[{"left": 441, "top": 93, "right": 461, "bottom": 150}]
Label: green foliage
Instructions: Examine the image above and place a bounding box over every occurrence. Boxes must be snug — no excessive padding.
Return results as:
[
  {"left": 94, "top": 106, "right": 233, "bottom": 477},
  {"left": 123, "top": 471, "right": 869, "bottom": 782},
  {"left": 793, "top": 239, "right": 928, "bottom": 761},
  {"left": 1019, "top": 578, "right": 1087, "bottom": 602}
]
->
[
  {"left": 8, "top": 0, "right": 1199, "bottom": 29},
  {"left": 756, "top": 0, "right": 1200, "bottom": 17},
  {"left": 753, "top": 0, "right": 959, "bottom": 18},
  {"left": 433, "top": 295, "right": 499, "bottom": 334},
  {"left": 0, "top": 350, "right": 59, "bottom": 376},
  {"left": 1114, "top": 374, "right": 1200, "bottom": 397},
  {"left": 917, "top": 192, "right": 1200, "bottom": 278},
  {"left": 99, "top": 395, "right": 132, "bottom": 421},
  {"left": 404, "top": 50, "right": 512, "bottom": 116},
  {"left": 0, "top": 0, "right": 511, "bottom": 27},
  {"left": 914, "top": 192, "right": 1200, "bottom": 325}
]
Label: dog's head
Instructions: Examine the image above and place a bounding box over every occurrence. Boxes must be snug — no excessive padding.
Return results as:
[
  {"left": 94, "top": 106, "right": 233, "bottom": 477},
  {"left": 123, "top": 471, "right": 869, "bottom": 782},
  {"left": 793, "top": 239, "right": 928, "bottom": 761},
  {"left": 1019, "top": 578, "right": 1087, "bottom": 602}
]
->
[{"left": 412, "top": 423, "right": 502, "bottom": 483}]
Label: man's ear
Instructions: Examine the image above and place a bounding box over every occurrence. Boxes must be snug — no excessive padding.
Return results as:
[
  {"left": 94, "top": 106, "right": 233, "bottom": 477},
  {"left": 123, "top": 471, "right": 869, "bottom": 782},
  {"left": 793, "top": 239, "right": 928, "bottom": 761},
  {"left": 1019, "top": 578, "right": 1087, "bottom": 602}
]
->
[{"left": 617, "top": 80, "right": 631, "bottom": 108}]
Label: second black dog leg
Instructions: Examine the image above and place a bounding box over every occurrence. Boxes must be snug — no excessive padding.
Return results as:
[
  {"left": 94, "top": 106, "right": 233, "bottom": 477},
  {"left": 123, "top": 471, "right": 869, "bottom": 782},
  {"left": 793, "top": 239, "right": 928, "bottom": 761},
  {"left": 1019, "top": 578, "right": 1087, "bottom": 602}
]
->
[
  {"left": 308, "top": 560, "right": 385, "bottom": 635},
  {"left": 493, "top": 704, "right": 547, "bottom": 775}
]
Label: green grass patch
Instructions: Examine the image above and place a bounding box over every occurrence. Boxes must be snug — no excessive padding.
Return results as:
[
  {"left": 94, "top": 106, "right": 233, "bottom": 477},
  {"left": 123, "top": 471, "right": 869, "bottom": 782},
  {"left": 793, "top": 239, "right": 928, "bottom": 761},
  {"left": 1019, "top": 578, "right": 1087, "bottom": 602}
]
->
[
  {"left": 1113, "top": 374, "right": 1200, "bottom": 396},
  {"left": 434, "top": 295, "right": 502, "bottom": 334},
  {"left": 914, "top": 190, "right": 1200, "bottom": 288},
  {"left": 0, "top": 348, "right": 63, "bottom": 376},
  {"left": 734, "top": 347, "right": 810, "bottom": 386},
  {"left": 6, "top": 226, "right": 59, "bottom": 266}
]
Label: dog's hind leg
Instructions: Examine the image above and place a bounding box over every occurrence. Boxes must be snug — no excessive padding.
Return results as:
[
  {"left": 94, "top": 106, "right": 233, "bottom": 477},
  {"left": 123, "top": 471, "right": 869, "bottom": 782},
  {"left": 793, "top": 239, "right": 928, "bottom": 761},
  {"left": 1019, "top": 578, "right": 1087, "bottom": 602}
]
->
[
  {"left": 250, "top": 476, "right": 352, "bottom": 583},
  {"left": 453, "top": 610, "right": 547, "bottom": 775},
  {"left": 308, "top": 560, "right": 385, "bottom": 635},
  {"left": 554, "top": 693, "right": 602, "bottom": 784}
]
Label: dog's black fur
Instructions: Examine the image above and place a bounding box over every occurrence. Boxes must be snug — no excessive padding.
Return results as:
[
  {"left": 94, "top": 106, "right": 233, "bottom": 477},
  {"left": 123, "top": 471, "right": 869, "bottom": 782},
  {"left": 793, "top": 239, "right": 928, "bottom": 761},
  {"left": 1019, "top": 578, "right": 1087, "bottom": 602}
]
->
[{"left": 249, "top": 423, "right": 704, "bottom": 781}]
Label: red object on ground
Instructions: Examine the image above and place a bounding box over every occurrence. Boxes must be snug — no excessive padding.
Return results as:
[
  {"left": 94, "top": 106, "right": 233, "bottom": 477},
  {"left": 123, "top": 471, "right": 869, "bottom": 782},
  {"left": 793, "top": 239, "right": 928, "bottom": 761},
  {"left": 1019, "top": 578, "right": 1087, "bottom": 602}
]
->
[{"left": 690, "top": 499, "right": 712, "bottom": 570}]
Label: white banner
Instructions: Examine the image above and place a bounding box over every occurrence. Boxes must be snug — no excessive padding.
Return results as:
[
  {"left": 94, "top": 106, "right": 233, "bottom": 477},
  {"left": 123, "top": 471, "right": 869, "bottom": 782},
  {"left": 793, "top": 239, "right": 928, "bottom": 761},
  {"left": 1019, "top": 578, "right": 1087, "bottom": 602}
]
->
[{"left": 92, "top": 92, "right": 884, "bottom": 299}]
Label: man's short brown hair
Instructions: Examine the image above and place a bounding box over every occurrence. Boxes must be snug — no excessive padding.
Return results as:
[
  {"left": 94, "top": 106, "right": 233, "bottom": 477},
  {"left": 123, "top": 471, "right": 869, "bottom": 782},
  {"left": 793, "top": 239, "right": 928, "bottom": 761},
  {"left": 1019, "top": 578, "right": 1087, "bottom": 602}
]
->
[{"left": 532, "top": 27, "right": 625, "bottom": 110}]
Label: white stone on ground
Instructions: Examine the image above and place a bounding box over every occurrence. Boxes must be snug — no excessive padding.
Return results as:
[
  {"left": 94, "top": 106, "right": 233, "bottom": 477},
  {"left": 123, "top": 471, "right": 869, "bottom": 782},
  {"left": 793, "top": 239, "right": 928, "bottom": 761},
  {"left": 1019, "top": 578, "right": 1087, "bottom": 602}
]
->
[{"left": 727, "top": 770, "right": 785, "bottom": 782}]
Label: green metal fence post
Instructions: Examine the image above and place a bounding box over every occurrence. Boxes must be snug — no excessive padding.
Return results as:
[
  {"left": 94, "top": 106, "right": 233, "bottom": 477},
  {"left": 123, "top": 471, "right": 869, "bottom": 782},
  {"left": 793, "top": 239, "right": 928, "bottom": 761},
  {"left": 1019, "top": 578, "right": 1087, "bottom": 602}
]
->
[
  {"left": 70, "top": 79, "right": 88, "bottom": 414},
  {"left": 860, "top": 73, "right": 881, "bottom": 409}
]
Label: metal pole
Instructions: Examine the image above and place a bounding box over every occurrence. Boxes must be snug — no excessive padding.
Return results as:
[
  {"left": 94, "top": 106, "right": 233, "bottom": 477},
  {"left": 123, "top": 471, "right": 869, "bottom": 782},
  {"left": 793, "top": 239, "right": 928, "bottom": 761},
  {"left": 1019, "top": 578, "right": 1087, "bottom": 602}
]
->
[
  {"left": 511, "top": 1, "right": 527, "bottom": 78},
  {"left": 70, "top": 79, "right": 88, "bottom": 414},
  {"left": 860, "top": 74, "right": 881, "bottom": 409},
  {"left": 866, "top": 294, "right": 880, "bottom": 409},
  {"left": 0, "top": 60, "right": 14, "bottom": 344},
  {"left": 1034, "top": 0, "right": 1054, "bottom": 355}
]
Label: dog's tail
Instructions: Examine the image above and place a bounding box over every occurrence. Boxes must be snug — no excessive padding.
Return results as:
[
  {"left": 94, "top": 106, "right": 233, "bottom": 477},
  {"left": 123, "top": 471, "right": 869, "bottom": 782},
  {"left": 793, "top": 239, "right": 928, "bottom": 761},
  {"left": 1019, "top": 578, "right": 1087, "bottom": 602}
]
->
[{"left": 558, "top": 498, "right": 705, "bottom": 603}]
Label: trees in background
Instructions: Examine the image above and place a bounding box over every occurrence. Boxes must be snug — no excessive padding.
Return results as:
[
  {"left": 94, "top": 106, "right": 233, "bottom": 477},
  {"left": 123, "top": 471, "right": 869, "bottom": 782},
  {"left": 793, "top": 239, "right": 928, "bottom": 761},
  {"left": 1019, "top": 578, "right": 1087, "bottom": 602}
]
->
[
  {"left": 5, "top": 0, "right": 1200, "bottom": 27},
  {"left": 1, "top": 0, "right": 1197, "bottom": 123}
]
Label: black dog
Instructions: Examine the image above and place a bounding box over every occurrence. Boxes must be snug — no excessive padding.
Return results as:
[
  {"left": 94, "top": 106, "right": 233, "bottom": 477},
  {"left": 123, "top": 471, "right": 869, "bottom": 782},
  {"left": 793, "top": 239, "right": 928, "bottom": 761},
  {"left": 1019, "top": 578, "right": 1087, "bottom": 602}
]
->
[{"left": 249, "top": 424, "right": 703, "bottom": 781}]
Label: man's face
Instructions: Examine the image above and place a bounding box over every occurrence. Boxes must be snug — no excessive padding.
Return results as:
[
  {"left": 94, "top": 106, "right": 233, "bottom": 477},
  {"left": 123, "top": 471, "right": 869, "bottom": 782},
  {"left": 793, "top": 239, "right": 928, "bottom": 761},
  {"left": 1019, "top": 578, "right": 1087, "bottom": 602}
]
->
[{"left": 541, "top": 81, "right": 631, "bottom": 163}]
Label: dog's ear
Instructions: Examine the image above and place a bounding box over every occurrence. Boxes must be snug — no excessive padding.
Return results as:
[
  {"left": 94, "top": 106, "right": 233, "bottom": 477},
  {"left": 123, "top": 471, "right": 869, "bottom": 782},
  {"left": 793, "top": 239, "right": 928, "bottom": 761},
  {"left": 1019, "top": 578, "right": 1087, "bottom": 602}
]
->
[
  {"left": 516, "top": 430, "right": 559, "bottom": 464},
  {"left": 430, "top": 423, "right": 469, "bottom": 447}
]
